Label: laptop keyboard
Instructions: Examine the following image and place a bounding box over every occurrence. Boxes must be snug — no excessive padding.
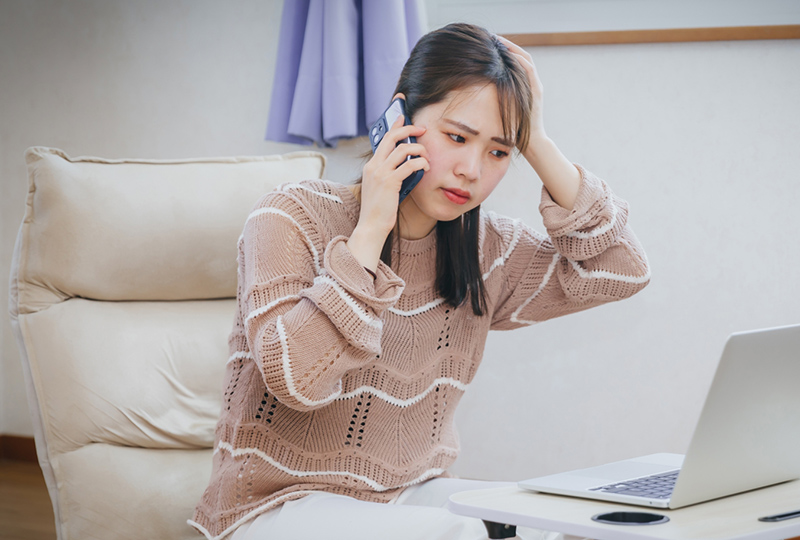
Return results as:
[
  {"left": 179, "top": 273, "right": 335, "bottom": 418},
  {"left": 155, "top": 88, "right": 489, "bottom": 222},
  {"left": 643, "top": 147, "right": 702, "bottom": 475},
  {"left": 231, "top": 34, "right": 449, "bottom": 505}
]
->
[{"left": 588, "top": 469, "right": 680, "bottom": 499}]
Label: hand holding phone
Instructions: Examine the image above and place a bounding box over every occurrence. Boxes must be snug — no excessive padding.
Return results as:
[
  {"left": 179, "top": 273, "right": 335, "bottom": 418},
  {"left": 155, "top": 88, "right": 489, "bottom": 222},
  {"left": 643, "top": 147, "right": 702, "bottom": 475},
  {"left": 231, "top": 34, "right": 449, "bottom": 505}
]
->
[
  {"left": 347, "top": 98, "right": 427, "bottom": 272},
  {"left": 369, "top": 98, "right": 425, "bottom": 204}
]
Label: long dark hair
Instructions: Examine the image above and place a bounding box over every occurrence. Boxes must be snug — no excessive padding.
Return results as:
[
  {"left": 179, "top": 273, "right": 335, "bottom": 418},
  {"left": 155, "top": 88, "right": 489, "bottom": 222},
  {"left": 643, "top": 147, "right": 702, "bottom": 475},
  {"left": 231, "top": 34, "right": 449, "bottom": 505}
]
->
[{"left": 374, "top": 23, "right": 532, "bottom": 316}]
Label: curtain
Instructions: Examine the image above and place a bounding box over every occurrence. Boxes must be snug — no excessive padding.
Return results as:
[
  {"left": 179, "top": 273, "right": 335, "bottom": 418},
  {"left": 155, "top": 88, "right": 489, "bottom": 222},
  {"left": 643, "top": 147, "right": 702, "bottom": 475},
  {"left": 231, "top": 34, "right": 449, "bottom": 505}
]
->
[{"left": 265, "top": 0, "right": 425, "bottom": 147}]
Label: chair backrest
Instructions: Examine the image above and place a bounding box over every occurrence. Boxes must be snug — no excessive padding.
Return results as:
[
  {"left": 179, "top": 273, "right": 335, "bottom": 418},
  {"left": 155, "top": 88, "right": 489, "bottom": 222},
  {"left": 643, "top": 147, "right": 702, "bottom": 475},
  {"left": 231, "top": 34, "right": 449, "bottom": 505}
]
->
[{"left": 8, "top": 146, "right": 326, "bottom": 540}]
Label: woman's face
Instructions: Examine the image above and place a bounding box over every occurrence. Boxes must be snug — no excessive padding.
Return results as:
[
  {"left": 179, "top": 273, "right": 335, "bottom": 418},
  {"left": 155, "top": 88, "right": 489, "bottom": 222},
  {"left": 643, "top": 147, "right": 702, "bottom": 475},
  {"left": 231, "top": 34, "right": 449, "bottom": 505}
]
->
[{"left": 399, "top": 83, "right": 514, "bottom": 236}]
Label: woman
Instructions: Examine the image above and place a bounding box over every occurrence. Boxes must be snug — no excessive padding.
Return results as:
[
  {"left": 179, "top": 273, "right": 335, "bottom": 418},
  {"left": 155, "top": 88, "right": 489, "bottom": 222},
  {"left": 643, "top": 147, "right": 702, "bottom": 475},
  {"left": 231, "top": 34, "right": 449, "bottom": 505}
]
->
[{"left": 191, "top": 23, "right": 650, "bottom": 540}]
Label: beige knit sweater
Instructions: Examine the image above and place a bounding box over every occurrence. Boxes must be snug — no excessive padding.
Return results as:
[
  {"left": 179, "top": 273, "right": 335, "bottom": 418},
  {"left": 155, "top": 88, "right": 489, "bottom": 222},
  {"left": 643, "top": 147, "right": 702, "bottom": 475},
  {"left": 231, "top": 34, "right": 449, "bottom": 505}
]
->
[{"left": 190, "top": 166, "right": 650, "bottom": 539}]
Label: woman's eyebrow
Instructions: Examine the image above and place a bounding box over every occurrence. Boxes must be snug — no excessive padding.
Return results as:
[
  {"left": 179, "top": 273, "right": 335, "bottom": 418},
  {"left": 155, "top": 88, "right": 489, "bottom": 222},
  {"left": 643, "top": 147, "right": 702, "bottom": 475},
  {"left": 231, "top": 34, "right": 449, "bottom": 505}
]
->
[{"left": 442, "top": 119, "right": 513, "bottom": 147}]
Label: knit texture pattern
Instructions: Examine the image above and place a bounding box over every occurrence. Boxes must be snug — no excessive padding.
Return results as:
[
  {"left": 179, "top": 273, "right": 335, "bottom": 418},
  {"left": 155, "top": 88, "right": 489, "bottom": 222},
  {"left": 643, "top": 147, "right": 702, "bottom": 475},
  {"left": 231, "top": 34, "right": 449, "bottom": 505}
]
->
[{"left": 190, "top": 166, "right": 650, "bottom": 539}]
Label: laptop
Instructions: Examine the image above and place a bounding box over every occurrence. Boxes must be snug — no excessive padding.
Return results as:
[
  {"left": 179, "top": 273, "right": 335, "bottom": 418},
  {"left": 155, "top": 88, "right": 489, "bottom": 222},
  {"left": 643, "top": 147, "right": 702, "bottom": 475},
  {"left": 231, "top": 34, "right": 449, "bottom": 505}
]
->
[{"left": 518, "top": 323, "right": 800, "bottom": 509}]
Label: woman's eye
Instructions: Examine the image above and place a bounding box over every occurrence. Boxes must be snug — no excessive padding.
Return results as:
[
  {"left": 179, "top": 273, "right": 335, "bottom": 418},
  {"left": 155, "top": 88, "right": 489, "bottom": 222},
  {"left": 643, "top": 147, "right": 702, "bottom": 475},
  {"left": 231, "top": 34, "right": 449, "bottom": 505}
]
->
[
  {"left": 448, "top": 133, "right": 465, "bottom": 143},
  {"left": 491, "top": 150, "right": 509, "bottom": 158}
]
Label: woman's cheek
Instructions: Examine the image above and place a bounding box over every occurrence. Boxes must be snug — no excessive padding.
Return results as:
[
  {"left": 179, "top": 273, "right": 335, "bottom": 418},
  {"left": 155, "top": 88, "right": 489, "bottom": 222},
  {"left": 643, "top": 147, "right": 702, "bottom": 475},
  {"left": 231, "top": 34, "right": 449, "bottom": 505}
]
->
[
  {"left": 474, "top": 170, "right": 505, "bottom": 203},
  {"left": 416, "top": 165, "right": 437, "bottom": 189}
]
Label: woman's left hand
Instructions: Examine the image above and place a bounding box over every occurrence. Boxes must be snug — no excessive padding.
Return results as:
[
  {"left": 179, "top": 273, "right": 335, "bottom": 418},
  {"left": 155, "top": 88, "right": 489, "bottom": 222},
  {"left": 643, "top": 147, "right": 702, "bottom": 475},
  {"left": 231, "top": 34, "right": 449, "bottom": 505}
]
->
[
  {"left": 496, "top": 34, "right": 581, "bottom": 210},
  {"left": 496, "top": 35, "right": 546, "bottom": 143}
]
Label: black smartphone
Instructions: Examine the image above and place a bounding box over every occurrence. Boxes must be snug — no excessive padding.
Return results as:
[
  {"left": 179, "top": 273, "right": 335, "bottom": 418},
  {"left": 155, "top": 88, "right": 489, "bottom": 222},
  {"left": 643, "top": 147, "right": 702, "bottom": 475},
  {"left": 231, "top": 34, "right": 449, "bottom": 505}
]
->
[{"left": 369, "top": 97, "right": 424, "bottom": 204}]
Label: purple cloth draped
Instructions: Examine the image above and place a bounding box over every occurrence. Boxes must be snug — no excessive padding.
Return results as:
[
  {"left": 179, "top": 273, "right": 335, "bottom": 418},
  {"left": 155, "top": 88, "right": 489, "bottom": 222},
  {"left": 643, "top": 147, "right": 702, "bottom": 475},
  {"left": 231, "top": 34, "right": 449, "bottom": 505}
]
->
[{"left": 266, "top": 0, "right": 424, "bottom": 147}]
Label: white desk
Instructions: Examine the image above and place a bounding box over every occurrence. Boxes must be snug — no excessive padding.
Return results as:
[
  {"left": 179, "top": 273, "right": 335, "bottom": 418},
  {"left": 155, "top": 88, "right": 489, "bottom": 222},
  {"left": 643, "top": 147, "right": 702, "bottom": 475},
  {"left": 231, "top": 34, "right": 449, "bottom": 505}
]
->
[{"left": 448, "top": 480, "right": 800, "bottom": 540}]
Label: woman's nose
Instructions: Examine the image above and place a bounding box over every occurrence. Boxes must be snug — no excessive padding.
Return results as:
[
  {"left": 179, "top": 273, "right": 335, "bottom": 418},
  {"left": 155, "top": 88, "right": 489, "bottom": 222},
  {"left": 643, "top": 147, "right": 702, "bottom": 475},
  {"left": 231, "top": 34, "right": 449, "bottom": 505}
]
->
[{"left": 454, "top": 149, "right": 480, "bottom": 181}]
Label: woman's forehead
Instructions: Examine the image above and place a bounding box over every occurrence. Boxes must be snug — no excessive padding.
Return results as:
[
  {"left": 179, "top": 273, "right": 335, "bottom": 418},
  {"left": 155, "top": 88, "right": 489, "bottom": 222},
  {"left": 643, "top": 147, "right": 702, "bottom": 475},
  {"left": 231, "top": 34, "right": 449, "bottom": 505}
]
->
[{"left": 430, "top": 85, "right": 515, "bottom": 143}]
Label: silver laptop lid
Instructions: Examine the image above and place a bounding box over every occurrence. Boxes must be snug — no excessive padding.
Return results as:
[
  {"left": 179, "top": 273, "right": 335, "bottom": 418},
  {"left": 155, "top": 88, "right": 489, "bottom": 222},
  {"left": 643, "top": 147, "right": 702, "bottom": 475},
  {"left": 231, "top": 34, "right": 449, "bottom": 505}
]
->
[{"left": 669, "top": 323, "right": 800, "bottom": 508}]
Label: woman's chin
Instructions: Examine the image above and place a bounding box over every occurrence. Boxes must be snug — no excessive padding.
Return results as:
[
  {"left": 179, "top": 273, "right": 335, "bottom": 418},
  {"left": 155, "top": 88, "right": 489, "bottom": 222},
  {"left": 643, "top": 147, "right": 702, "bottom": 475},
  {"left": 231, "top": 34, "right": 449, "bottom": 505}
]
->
[{"left": 431, "top": 207, "right": 473, "bottom": 223}]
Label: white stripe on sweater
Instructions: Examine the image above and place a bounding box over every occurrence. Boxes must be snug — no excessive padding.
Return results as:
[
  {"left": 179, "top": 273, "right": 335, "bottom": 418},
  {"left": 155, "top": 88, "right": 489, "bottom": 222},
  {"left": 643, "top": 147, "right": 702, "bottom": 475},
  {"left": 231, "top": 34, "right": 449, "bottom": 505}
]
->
[
  {"left": 226, "top": 351, "right": 254, "bottom": 365},
  {"left": 568, "top": 258, "right": 651, "bottom": 284},
  {"left": 335, "top": 377, "right": 469, "bottom": 408},
  {"left": 279, "top": 183, "right": 344, "bottom": 203},
  {"left": 245, "top": 294, "right": 301, "bottom": 326},
  {"left": 314, "top": 275, "right": 384, "bottom": 329},
  {"left": 565, "top": 200, "right": 618, "bottom": 239},
  {"left": 246, "top": 207, "right": 321, "bottom": 273},
  {"left": 214, "top": 440, "right": 446, "bottom": 492},
  {"left": 509, "top": 252, "right": 561, "bottom": 325},
  {"left": 277, "top": 315, "right": 341, "bottom": 407},
  {"left": 236, "top": 186, "right": 338, "bottom": 259},
  {"left": 482, "top": 216, "right": 521, "bottom": 281},
  {"left": 388, "top": 298, "right": 445, "bottom": 316}
]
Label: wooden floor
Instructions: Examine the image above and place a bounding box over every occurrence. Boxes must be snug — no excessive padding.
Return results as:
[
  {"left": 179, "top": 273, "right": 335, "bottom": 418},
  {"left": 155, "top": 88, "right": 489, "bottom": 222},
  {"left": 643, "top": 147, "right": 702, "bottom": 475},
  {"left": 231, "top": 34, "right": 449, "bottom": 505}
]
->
[{"left": 0, "top": 460, "right": 56, "bottom": 540}]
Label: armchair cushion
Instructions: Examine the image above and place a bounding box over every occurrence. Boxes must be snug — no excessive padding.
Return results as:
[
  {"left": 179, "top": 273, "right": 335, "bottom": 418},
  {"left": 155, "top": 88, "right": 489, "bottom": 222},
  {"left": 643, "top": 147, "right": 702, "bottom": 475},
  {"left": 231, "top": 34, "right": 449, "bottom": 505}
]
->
[{"left": 9, "top": 147, "right": 326, "bottom": 540}]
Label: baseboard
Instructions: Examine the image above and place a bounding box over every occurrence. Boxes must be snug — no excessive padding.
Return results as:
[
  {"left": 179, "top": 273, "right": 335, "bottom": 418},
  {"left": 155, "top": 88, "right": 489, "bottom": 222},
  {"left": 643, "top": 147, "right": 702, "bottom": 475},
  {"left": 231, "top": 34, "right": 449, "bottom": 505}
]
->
[{"left": 0, "top": 435, "right": 38, "bottom": 462}]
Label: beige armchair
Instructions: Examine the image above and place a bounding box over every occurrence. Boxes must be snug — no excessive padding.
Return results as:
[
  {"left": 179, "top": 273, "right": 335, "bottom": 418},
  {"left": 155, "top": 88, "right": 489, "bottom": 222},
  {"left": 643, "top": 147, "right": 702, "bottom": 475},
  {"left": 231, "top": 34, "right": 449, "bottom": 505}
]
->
[{"left": 8, "top": 147, "right": 326, "bottom": 540}]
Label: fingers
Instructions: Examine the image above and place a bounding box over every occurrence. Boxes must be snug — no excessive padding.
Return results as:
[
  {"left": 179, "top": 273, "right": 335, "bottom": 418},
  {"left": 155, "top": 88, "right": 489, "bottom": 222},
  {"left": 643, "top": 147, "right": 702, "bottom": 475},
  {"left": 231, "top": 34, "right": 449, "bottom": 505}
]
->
[
  {"left": 513, "top": 52, "right": 543, "bottom": 93},
  {"left": 496, "top": 35, "right": 531, "bottom": 60},
  {"left": 366, "top": 156, "right": 428, "bottom": 198},
  {"left": 496, "top": 35, "right": 543, "bottom": 94},
  {"left": 364, "top": 109, "right": 429, "bottom": 200},
  {"left": 496, "top": 35, "right": 536, "bottom": 71},
  {"left": 395, "top": 155, "right": 429, "bottom": 179},
  {"left": 375, "top": 116, "right": 426, "bottom": 158},
  {"left": 364, "top": 142, "right": 428, "bottom": 183},
  {"left": 363, "top": 119, "right": 429, "bottom": 182},
  {"left": 386, "top": 142, "right": 428, "bottom": 169},
  {"left": 369, "top": 145, "right": 429, "bottom": 185}
]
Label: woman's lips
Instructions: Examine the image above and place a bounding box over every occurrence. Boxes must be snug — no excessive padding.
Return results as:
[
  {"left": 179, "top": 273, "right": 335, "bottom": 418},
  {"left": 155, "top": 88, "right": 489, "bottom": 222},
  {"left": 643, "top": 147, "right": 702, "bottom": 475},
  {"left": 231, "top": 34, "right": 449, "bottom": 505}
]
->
[{"left": 442, "top": 188, "right": 470, "bottom": 205}]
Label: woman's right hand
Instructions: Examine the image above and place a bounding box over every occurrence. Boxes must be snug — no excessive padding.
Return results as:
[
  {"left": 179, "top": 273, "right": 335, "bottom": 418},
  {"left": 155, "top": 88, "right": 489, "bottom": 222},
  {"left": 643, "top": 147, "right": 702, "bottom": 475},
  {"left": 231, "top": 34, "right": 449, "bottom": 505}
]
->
[{"left": 347, "top": 113, "right": 429, "bottom": 272}]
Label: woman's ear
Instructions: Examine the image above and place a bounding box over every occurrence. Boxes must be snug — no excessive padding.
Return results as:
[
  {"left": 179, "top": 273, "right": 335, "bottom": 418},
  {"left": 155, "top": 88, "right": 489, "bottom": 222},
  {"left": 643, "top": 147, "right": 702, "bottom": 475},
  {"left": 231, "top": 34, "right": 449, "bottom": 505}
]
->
[{"left": 393, "top": 92, "right": 406, "bottom": 101}]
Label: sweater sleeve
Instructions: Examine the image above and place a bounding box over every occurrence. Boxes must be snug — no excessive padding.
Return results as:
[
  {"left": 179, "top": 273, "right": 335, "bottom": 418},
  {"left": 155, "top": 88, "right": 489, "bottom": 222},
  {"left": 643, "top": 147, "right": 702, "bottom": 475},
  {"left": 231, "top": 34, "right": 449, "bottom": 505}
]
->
[
  {"left": 490, "top": 165, "right": 650, "bottom": 330},
  {"left": 239, "top": 190, "right": 405, "bottom": 411}
]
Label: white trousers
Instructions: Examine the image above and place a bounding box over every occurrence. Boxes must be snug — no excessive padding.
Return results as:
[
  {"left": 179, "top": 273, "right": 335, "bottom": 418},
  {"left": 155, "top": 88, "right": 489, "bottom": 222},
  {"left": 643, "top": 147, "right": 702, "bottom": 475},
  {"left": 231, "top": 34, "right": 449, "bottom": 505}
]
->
[{"left": 230, "top": 478, "right": 578, "bottom": 540}]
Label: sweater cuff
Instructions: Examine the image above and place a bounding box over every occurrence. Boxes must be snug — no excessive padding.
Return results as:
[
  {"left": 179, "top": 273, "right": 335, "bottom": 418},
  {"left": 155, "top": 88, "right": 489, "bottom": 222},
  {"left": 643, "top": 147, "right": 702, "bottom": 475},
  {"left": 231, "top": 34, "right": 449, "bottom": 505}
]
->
[
  {"left": 539, "top": 164, "right": 629, "bottom": 260},
  {"left": 300, "top": 236, "right": 405, "bottom": 354},
  {"left": 296, "top": 237, "right": 404, "bottom": 354},
  {"left": 322, "top": 236, "right": 405, "bottom": 313}
]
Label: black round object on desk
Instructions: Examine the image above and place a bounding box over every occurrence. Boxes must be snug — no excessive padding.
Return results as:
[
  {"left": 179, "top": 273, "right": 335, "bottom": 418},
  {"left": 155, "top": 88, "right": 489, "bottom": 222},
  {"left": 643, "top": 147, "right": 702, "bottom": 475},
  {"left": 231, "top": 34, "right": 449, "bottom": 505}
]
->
[{"left": 592, "top": 511, "right": 670, "bottom": 526}]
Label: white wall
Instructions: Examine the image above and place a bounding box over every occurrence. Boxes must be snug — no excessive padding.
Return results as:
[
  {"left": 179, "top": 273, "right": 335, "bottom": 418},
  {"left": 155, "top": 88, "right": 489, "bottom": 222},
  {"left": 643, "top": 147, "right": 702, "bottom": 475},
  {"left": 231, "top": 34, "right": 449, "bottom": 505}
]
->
[
  {"left": 2, "top": 1, "right": 799, "bottom": 481},
  {"left": 453, "top": 37, "right": 800, "bottom": 478}
]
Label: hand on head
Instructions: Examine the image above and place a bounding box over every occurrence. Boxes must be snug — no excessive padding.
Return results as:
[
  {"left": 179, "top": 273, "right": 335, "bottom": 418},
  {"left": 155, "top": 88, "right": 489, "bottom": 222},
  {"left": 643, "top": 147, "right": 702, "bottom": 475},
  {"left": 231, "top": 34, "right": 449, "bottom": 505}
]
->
[{"left": 495, "top": 35, "right": 546, "bottom": 143}]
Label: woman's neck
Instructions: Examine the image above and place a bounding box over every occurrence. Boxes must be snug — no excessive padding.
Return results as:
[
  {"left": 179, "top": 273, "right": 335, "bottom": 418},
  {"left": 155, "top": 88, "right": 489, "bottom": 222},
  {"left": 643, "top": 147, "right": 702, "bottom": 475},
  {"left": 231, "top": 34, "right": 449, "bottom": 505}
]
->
[{"left": 398, "top": 198, "right": 437, "bottom": 240}]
